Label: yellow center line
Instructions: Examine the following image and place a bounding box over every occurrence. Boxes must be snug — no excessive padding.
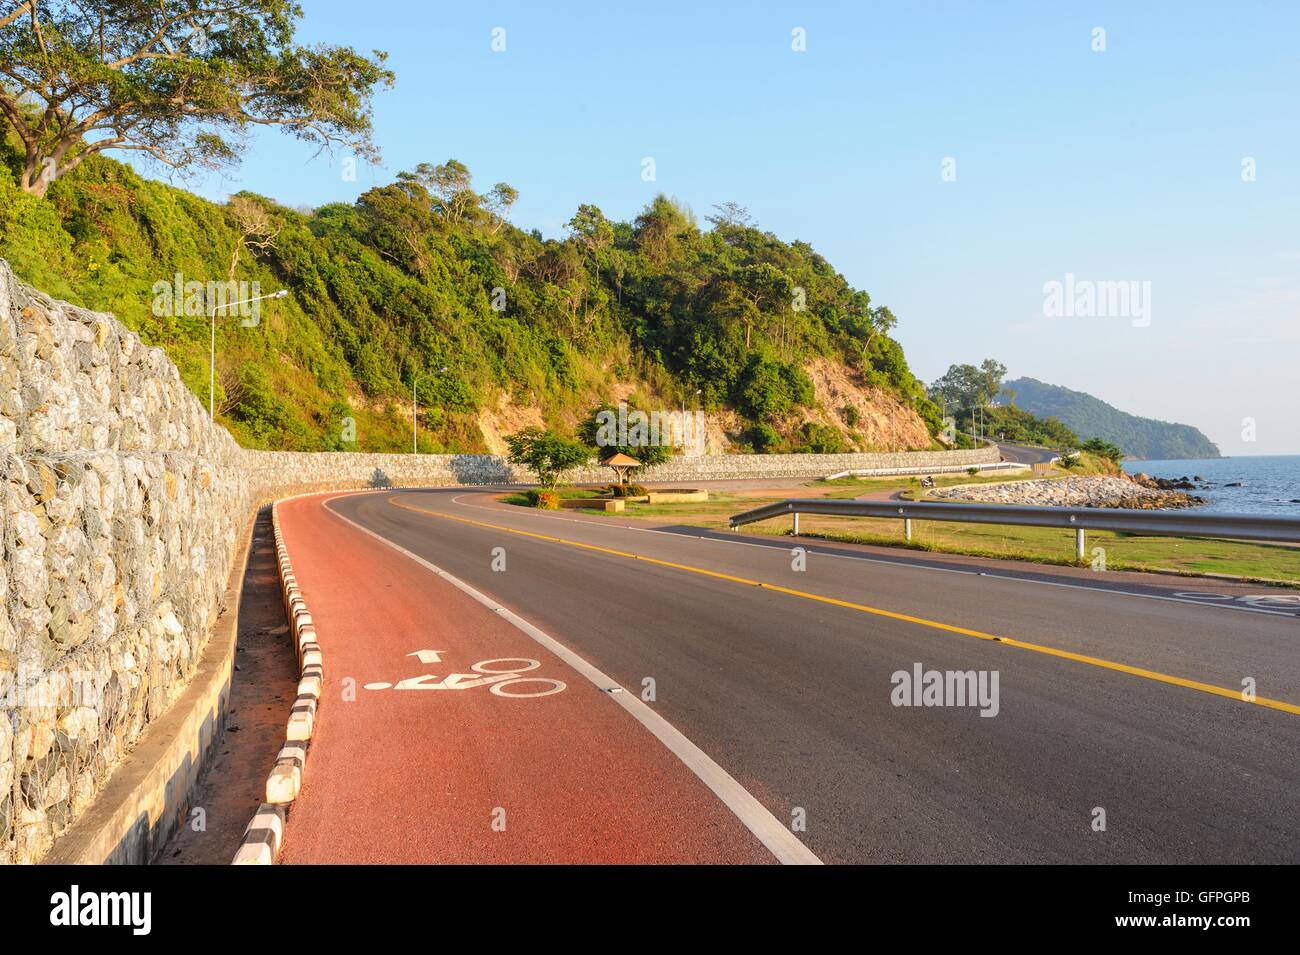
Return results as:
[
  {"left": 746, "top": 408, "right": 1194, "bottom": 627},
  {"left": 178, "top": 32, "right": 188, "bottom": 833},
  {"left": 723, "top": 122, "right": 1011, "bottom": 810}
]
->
[{"left": 386, "top": 495, "right": 1300, "bottom": 718}]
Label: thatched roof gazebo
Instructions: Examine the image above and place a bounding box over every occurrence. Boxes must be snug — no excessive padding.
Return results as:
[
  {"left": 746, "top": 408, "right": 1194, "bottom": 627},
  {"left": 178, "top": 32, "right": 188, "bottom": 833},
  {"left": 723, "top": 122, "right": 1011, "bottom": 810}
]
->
[{"left": 603, "top": 452, "right": 642, "bottom": 486}]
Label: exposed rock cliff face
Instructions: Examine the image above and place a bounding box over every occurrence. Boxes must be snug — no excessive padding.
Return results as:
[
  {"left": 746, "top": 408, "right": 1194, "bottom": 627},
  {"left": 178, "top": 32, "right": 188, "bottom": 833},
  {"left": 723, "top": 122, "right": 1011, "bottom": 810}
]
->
[
  {"left": 476, "top": 358, "right": 935, "bottom": 456},
  {"left": 804, "top": 358, "right": 932, "bottom": 451}
]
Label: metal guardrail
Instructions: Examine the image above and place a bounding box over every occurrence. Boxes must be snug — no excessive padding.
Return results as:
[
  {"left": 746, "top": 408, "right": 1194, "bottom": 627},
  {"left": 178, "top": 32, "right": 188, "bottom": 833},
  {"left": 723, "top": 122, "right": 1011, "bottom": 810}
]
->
[{"left": 728, "top": 498, "right": 1300, "bottom": 558}]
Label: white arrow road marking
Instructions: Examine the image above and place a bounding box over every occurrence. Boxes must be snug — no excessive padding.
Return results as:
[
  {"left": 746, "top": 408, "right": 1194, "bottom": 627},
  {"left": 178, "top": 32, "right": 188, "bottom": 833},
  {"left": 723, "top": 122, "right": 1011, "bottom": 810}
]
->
[{"left": 408, "top": 649, "right": 444, "bottom": 663}]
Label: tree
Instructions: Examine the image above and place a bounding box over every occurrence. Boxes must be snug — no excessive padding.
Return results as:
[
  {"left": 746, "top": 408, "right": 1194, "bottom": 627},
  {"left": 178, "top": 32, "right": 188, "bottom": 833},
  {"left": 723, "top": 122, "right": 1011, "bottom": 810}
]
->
[
  {"left": 215, "top": 361, "right": 249, "bottom": 416},
  {"left": 975, "top": 359, "right": 1008, "bottom": 405},
  {"left": 706, "top": 201, "right": 752, "bottom": 230},
  {"left": 566, "top": 203, "right": 613, "bottom": 273},
  {"left": 928, "top": 364, "right": 975, "bottom": 410},
  {"left": 567, "top": 203, "right": 612, "bottom": 249},
  {"left": 927, "top": 359, "right": 1007, "bottom": 412},
  {"left": 575, "top": 404, "right": 671, "bottom": 467},
  {"left": 504, "top": 427, "right": 590, "bottom": 488},
  {"left": 226, "top": 194, "right": 280, "bottom": 280},
  {"left": 633, "top": 194, "right": 692, "bottom": 265},
  {"left": 0, "top": 1, "right": 393, "bottom": 196},
  {"left": 398, "top": 159, "right": 477, "bottom": 223},
  {"left": 870, "top": 306, "right": 898, "bottom": 346},
  {"left": 726, "top": 262, "right": 792, "bottom": 350},
  {"left": 483, "top": 182, "right": 518, "bottom": 234},
  {"left": 2, "top": 108, "right": 942, "bottom": 453}
]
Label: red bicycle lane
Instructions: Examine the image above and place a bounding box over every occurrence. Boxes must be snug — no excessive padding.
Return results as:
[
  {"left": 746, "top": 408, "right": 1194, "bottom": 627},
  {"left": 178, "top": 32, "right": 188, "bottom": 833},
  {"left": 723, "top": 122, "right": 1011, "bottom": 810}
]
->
[{"left": 273, "top": 492, "right": 776, "bottom": 864}]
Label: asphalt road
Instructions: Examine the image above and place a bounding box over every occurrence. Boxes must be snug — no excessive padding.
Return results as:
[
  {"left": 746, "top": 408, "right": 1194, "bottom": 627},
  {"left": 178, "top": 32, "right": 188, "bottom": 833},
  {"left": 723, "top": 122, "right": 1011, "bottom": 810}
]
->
[
  {"left": 297, "top": 488, "right": 1300, "bottom": 864},
  {"left": 997, "top": 442, "right": 1061, "bottom": 465}
]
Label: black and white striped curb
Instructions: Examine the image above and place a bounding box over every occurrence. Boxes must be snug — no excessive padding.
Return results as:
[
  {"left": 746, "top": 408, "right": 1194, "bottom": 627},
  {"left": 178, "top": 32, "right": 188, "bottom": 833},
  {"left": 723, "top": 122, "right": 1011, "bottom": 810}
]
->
[
  {"left": 232, "top": 499, "right": 325, "bottom": 864},
  {"left": 231, "top": 804, "right": 286, "bottom": 865}
]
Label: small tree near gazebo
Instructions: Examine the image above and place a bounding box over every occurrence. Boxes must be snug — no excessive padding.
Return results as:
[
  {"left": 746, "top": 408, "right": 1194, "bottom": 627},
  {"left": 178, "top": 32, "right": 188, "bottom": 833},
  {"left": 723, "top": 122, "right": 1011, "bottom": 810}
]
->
[{"left": 504, "top": 427, "right": 590, "bottom": 488}]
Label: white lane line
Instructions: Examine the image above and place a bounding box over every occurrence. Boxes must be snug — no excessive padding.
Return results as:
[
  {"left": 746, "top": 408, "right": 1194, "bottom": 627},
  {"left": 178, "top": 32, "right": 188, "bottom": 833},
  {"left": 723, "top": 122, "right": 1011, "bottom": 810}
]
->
[
  {"left": 440, "top": 493, "right": 1298, "bottom": 620},
  {"left": 322, "top": 495, "right": 822, "bottom": 867}
]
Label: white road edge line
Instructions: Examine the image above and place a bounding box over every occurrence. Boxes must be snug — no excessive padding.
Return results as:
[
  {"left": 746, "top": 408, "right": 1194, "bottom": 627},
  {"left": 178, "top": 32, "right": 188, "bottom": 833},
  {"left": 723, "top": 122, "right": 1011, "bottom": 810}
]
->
[
  {"left": 320, "top": 495, "right": 822, "bottom": 867},
  {"left": 444, "top": 493, "right": 1297, "bottom": 619}
]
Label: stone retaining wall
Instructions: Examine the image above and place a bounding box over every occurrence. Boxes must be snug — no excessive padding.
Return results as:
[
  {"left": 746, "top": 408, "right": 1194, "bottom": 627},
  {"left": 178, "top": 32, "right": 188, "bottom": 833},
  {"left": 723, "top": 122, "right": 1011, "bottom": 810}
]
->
[
  {"left": 246, "top": 445, "right": 999, "bottom": 494},
  {"left": 1, "top": 261, "right": 254, "bottom": 863},
  {"left": 0, "top": 258, "right": 995, "bottom": 863}
]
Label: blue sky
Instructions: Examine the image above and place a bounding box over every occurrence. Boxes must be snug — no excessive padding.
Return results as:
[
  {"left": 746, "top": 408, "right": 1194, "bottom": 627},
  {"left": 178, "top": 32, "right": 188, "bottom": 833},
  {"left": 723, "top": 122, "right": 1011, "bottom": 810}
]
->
[{"left": 169, "top": 1, "right": 1300, "bottom": 455}]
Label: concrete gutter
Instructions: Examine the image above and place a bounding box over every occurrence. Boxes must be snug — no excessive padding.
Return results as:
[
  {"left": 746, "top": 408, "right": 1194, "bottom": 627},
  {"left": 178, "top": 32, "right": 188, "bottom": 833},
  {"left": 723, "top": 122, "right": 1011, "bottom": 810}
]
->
[{"left": 40, "top": 512, "right": 258, "bottom": 865}]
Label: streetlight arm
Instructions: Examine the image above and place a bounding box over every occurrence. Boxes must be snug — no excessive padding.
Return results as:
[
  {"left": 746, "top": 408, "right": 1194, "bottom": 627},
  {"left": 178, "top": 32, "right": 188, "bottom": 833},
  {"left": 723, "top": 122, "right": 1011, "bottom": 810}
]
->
[
  {"left": 209, "top": 288, "right": 289, "bottom": 422},
  {"left": 210, "top": 288, "right": 290, "bottom": 315}
]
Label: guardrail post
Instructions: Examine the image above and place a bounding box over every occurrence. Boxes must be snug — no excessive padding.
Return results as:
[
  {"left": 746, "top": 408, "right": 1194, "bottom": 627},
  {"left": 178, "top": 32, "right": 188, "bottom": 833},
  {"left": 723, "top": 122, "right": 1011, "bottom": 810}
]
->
[
  {"left": 792, "top": 512, "right": 800, "bottom": 535},
  {"left": 1075, "top": 527, "right": 1085, "bottom": 560},
  {"left": 904, "top": 518, "right": 913, "bottom": 542}
]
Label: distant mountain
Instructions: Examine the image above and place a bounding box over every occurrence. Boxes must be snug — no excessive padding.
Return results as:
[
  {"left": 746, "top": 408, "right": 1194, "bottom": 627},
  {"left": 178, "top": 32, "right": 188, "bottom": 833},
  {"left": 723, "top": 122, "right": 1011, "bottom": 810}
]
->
[{"left": 1004, "top": 378, "right": 1220, "bottom": 460}]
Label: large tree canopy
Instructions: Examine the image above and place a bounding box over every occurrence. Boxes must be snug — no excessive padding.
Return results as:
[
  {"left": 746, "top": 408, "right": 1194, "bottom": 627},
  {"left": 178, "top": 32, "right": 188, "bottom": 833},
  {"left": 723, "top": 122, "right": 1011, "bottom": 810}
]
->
[
  {"left": 0, "top": 0, "right": 392, "bottom": 195},
  {"left": 927, "top": 359, "right": 1008, "bottom": 412}
]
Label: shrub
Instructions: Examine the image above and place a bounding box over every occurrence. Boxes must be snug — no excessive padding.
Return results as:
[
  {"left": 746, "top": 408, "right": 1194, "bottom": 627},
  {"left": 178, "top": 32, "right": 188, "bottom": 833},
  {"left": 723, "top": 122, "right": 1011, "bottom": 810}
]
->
[
  {"left": 915, "top": 396, "right": 945, "bottom": 436},
  {"left": 228, "top": 364, "right": 291, "bottom": 441},
  {"left": 746, "top": 423, "right": 781, "bottom": 452},
  {"left": 799, "top": 422, "right": 847, "bottom": 454},
  {"left": 1081, "top": 437, "right": 1124, "bottom": 463},
  {"left": 527, "top": 489, "right": 561, "bottom": 509},
  {"left": 610, "top": 483, "right": 648, "bottom": 498},
  {"left": 736, "top": 355, "right": 814, "bottom": 420}
]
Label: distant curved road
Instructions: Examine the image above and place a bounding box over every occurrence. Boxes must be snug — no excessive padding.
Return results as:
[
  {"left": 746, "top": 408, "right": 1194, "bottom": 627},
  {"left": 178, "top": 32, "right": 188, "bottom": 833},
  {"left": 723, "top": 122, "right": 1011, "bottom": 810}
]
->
[
  {"left": 274, "top": 486, "right": 1300, "bottom": 864},
  {"left": 996, "top": 442, "right": 1061, "bottom": 465}
]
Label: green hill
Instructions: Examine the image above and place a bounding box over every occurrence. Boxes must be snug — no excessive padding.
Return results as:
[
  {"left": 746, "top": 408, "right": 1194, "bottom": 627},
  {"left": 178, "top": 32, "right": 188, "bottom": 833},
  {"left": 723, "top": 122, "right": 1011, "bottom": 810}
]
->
[
  {"left": 0, "top": 140, "right": 940, "bottom": 454},
  {"left": 1004, "top": 377, "right": 1220, "bottom": 460}
]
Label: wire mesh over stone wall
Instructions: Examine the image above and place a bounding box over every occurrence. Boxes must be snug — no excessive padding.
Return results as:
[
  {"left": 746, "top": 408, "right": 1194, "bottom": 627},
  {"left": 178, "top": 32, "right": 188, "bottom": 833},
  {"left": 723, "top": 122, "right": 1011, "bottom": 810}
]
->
[{"left": 0, "top": 260, "right": 253, "bottom": 863}]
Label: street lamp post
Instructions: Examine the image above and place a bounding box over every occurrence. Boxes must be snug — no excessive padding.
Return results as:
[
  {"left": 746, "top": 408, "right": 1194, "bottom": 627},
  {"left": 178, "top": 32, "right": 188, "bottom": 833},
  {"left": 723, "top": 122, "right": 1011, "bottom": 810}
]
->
[
  {"left": 691, "top": 388, "right": 702, "bottom": 452},
  {"left": 208, "top": 288, "right": 288, "bottom": 422},
  {"left": 411, "top": 372, "right": 425, "bottom": 454}
]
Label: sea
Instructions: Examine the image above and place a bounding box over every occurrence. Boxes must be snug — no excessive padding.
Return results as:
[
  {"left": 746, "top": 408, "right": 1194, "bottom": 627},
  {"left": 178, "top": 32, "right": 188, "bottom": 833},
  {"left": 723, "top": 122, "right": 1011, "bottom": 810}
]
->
[{"left": 1121, "top": 455, "right": 1300, "bottom": 515}]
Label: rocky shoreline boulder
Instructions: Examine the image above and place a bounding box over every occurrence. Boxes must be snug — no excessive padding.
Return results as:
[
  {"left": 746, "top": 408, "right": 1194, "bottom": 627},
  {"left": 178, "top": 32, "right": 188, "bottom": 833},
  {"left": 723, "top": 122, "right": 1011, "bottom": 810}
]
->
[
  {"left": 1130, "top": 472, "right": 1204, "bottom": 492},
  {"left": 928, "top": 475, "right": 1205, "bottom": 509}
]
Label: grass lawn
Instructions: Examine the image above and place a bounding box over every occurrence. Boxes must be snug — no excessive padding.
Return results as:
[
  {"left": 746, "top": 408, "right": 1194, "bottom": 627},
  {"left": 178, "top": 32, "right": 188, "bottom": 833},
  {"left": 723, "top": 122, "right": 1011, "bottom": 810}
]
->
[
  {"left": 522, "top": 479, "right": 1299, "bottom": 585},
  {"left": 769, "top": 517, "right": 1299, "bottom": 582}
]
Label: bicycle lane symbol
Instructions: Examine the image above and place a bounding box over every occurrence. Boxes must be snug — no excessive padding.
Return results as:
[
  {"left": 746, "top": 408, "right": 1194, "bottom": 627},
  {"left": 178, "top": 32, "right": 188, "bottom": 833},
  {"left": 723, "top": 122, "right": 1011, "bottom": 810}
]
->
[
  {"left": 1172, "top": 591, "right": 1300, "bottom": 612},
  {"left": 363, "top": 657, "right": 567, "bottom": 699}
]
